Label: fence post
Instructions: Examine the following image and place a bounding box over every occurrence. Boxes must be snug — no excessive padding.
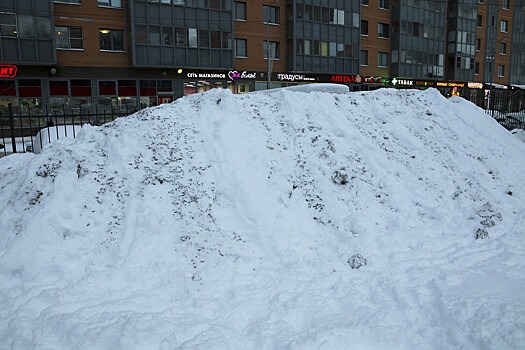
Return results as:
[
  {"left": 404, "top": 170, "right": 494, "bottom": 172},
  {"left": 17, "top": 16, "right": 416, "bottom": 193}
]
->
[{"left": 8, "top": 103, "right": 16, "bottom": 153}]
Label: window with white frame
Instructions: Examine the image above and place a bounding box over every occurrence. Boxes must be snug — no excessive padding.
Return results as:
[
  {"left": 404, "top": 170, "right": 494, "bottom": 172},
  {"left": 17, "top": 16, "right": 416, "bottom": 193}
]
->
[
  {"left": 0, "top": 12, "right": 17, "bottom": 37},
  {"left": 99, "top": 29, "right": 123, "bottom": 51},
  {"left": 379, "top": 0, "right": 389, "bottom": 9},
  {"left": 498, "top": 64, "right": 505, "bottom": 77},
  {"left": 361, "top": 20, "right": 368, "bottom": 35},
  {"left": 378, "top": 51, "right": 388, "bottom": 67},
  {"left": 502, "top": 0, "right": 510, "bottom": 9},
  {"left": 500, "top": 42, "right": 507, "bottom": 54},
  {"left": 234, "top": 1, "right": 247, "bottom": 20},
  {"left": 360, "top": 50, "right": 368, "bottom": 65},
  {"left": 55, "top": 26, "right": 83, "bottom": 49},
  {"left": 98, "top": 0, "right": 121, "bottom": 8},
  {"left": 263, "top": 5, "right": 279, "bottom": 24},
  {"left": 378, "top": 23, "right": 389, "bottom": 38},
  {"left": 263, "top": 41, "right": 280, "bottom": 59},
  {"left": 235, "top": 38, "right": 247, "bottom": 57},
  {"left": 500, "top": 20, "right": 508, "bottom": 32}
]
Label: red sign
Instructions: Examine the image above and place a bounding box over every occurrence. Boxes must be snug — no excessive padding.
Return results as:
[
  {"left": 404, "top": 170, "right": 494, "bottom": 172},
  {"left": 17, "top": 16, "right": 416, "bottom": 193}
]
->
[{"left": 0, "top": 64, "right": 17, "bottom": 78}]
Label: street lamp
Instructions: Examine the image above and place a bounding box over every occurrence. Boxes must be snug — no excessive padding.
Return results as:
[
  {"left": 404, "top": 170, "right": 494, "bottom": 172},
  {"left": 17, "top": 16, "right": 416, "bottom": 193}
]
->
[{"left": 266, "top": 0, "right": 277, "bottom": 90}]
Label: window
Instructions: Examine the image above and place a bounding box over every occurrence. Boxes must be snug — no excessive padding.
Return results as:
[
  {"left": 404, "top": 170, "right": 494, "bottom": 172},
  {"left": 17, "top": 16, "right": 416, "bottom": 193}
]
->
[
  {"left": 234, "top": 2, "right": 247, "bottom": 20},
  {"left": 362, "top": 0, "right": 369, "bottom": 5},
  {"left": 361, "top": 20, "right": 368, "bottom": 35},
  {"left": 475, "top": 61, "right": 480, "bottom": 74},
  {"left": 477, "top": 15, "right": 482, "bottom": 27},
  {"left": 98, "top": 0, "right": 121, "bottom": 7},
  {"left": 0, "top": 12, "right": 17, "bottom": 37},
  {"left": 18, "top": 15, "right": 35, "bottom": 38},
  {"left": 498, "top": 65, "right": 505, "bottom": 77},
  {"left": 235, "top": 38, "right": 247, "bottom": 57},
  {"left": 378, "top": 52, "right": 388, "bottom": 67},
  {"left": 163, "top": 27, "right": 173, "bottom": 46},
  {"left": 54, "top": 0, "right": 80, "bottom": 3},
  {"left": 99, "top": 29, "right": 123, "bottom": 51},
  {"left": 199, "top": 30, "right": 209, "bottom": 47},
  {"left": 503, "top": 0, "right": 510, "bottom": 9},
  {"left": 175, "top": 28, "right": 186, "bottom": 46},
  {"left": 378, "top": 23, "right": 389, "bottom": 38},
  {"left": 501, "top": 20, "right": 508, "bottom": 33},
  {"left": 55, "top": 26, "right": 83, "bottom": 49},
  {"left": 329, "top": 9, "right": 345, "bottom": 25},
  {"left": 263, "top": 5, "right": 279, "bottom": 24},
  {"left": 263, "top": 41, "right": 280, "bottom": 59},
  {"left": 188, "top": 28, "right": 197, "bottom": 47},
  {"left": 500, "top": 42, "right": 507, "bottom": 54},
  {"left": 476, "top": 38, "right": 481, "bottom": 51},
  {"left": 360, "top": 50, "right": 368, "bottom": 65},
  {"left": 379, "top": 0, "right": 389, "bottom": 9}
]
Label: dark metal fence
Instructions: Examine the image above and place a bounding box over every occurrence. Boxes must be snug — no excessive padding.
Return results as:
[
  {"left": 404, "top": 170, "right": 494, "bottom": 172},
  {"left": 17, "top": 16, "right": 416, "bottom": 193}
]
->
[
  {"left": 461, "top": 86, "right": 525, "bottom": 130},
  {"left": 0, "top": 103, "right": 138, "bottom": 157}
]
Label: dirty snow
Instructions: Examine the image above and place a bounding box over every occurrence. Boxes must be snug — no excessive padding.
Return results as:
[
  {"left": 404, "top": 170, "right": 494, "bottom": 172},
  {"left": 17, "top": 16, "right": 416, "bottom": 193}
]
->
[{"left": 1, "top": 85, "right": 524, "bottom": 349}]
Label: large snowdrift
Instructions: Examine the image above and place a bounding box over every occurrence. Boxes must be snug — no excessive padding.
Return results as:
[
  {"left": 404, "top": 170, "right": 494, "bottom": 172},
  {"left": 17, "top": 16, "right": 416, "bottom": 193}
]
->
[{"left": 1, "top": 86, "right": 524, "bottom": 349}]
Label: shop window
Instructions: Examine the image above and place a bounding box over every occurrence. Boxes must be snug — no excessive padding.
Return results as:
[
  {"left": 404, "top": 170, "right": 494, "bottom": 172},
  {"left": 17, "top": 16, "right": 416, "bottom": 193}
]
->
[
  {"left": 234, "top": 2, "right": 247, "bottom": 20},
  {"left": 71, "top": 80, "right": 91, "bottom": 97},
  {"left": 18, "top": 79, "right": 42, "bottom": 97},
  {"left": 0, "top": 80, "right": 16, "bottom": 96},
  {"left": 49, "top": 81, "right": 69, "bottom": 96},
  {"left": 0, "top": 12, "right": 17, "bottom": 37},
  {"left": 99, "top": 29, "right": 124, "bottom": 51},
  {"left": 55, "top": 26, "right": 83, "bottom": 50},
  {"left": 157, "top": 80, "right": 172, "bottom": 92},
  {"left": 99, "top": 81, "right": 116, "bottom": 95},
  {"left": 118, "top": 80, "right": 137, "bottom": 96},
  {"left": 139, "top": 80, "right": 157, "bottom": 96}
]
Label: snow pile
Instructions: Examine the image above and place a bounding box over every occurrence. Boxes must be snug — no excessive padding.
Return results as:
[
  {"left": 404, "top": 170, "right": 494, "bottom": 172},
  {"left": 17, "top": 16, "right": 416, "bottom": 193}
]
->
[{"left": 1, "top": 86, "right": 524, "bottom": 349}]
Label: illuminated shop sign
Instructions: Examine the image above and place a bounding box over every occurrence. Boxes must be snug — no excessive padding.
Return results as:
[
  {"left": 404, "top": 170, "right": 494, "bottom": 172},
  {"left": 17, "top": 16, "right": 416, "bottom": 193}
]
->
[
  {"left": 391, "top": 78, "right": 415, "bottom": 86},
  {"left": 436, "top": 81, "right": 465, "bottom": 88},
  {"left": 227, "top": 70, "right": 257, "bottom": 80},
  {"left": 275, "top": 73, "right": 316, "bottom": 82},
  {"left": 468, "top": 82, "right": 483, "bottom": 89},
  {"left": 186, "top": 72, "right": 226, "bottom": 79},
  {"left": 330, "top": 75, "right": 362, "bottom": 83},
  {"left": 0, "top": 64, "right": 17, "bottom": 78}
]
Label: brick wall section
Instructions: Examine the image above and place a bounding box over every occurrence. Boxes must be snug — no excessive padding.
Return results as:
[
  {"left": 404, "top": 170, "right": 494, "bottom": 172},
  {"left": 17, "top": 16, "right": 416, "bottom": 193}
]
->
[
  {"left": 233, "top": 0, "right": 286, "bottom": 73},
  {"left": 53, "top": 1, "right": 128, "bottom": 68},
  {"left": 360, "top": 0, "right": 392, "bottom": 78}
]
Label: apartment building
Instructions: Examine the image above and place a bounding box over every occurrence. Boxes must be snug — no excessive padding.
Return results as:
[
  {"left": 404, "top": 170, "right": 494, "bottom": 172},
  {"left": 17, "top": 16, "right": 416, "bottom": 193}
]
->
[{"left": 1, "top": 0, "right": 525, "bottom": 114}]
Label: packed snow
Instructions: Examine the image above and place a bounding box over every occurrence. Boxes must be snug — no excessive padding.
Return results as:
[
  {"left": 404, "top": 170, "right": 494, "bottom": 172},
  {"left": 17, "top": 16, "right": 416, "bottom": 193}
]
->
[{"left": 1, "top": 85, "right": 524, "bottom": 349}]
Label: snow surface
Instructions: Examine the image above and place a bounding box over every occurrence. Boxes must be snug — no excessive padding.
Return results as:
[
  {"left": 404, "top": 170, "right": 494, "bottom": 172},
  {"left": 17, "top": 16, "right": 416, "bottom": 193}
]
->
[{"left": 1, "top": 86, "right": 525, "bottom": 349}]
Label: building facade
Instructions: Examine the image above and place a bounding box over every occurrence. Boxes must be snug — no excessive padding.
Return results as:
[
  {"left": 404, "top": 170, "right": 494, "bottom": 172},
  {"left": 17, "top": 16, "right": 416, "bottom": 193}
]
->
[{"left": 1, "top": 0, "right": 525, "bottom": 115}]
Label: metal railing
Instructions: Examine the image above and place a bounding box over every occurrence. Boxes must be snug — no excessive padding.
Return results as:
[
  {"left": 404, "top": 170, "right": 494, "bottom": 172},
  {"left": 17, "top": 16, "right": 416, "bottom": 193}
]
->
[{"left": 0, "top": 104, "right": 138, "bottom": 157}]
